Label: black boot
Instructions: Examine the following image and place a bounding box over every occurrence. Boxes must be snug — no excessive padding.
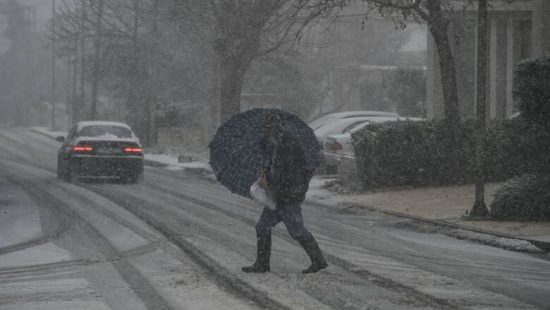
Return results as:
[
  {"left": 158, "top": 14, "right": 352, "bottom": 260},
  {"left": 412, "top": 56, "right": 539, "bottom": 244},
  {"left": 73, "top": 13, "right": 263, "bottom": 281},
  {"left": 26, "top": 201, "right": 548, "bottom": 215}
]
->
[
  {"left": 242, "top": 232, "right": 271, "bottom": 273},
  {"left": 298, "top": 236, "right": 328, "bottom": 274}
]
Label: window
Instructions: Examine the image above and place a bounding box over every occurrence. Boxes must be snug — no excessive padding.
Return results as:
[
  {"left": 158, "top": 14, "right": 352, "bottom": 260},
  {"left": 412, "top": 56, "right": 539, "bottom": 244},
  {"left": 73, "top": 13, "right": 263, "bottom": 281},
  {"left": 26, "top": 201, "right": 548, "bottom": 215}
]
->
[{"left": 78, "top": 125, "right": 132, "bottom": 138}]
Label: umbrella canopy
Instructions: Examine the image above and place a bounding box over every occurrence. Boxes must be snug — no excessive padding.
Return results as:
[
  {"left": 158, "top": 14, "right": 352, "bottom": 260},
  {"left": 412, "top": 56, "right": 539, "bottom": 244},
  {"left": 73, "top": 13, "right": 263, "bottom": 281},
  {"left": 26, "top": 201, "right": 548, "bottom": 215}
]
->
[{"left": 209, "top": 108, "right": 320, "bottom": 198}]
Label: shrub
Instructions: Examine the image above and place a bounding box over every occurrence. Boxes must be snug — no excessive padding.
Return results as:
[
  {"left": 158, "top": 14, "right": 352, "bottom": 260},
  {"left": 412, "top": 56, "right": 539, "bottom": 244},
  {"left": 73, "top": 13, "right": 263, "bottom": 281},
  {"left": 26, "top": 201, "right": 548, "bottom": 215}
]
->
[
  {"left": 513, "top": 57, "right": 550, "bottom": 126},
  {"left": 513, "top": 57, "right": 550, "bottom": 173},
  {"left": 490, "top": 174, "right": 550, "bottom": 221},
  {"left": 484, "top": 119, "right": 529, "bottom": 179},
  {"left": 352, "top": 119, "right": 524, "bottom": 189},
  {"left": 353, "top": 120, "right": 433, "bottom": 188}
]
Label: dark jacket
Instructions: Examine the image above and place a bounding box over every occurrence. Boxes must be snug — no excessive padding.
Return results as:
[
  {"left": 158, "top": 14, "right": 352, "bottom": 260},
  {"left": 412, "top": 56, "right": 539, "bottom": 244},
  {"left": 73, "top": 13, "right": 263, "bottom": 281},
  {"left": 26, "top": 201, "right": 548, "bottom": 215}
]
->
[{"left": 262, "top": 132, "right": 314, "bottom": 204}]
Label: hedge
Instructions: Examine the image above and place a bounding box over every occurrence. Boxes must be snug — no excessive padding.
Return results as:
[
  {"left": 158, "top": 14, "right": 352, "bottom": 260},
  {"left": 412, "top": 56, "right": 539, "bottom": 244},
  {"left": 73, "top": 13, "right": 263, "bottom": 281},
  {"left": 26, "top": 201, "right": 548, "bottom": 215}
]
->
[
  {"left": 351, "top": 119, "right": 526, "bottom": 189},
  {"left": 490, "top": 174, "right": 550, "bottom": 221},
  {"left": 513, "top": 56, "right": 550, "bottom": 127}
]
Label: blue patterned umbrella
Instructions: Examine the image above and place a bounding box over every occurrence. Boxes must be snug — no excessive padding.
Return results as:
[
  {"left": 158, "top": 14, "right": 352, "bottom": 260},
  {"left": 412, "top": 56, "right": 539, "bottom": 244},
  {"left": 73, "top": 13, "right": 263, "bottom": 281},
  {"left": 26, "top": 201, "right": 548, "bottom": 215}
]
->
[{"left": 208, "top": 108, "right": 320, "bottom": 198}]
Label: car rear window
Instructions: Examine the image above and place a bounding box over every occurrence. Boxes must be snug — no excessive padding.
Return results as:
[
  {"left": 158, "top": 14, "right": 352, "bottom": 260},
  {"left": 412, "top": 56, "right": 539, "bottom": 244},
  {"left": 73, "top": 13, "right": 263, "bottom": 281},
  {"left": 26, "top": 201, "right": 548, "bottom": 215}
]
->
[{"left": 78, "top": 125, "right": 132, "bottom": 138}]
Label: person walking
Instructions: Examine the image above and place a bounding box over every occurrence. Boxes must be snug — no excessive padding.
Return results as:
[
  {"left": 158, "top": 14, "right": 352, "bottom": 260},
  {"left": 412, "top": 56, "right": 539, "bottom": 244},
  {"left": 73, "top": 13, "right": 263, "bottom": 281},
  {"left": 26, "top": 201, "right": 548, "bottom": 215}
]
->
[{"left": 242, "top": 112, "right": 328, "bottom": 274}]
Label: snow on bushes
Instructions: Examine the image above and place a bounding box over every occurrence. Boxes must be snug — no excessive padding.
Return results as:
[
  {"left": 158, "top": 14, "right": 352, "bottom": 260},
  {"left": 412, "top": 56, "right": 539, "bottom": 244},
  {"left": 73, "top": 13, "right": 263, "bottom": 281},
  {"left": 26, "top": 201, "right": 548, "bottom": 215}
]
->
[
  {"left": 351, "top": 119, "right": 524, "bottom": 189},
  {"left": 513, "top": 56, "right": 550, "bottom": 127},
  {"left": 490, "top": 174, "right": 550, "bottom": 221}
]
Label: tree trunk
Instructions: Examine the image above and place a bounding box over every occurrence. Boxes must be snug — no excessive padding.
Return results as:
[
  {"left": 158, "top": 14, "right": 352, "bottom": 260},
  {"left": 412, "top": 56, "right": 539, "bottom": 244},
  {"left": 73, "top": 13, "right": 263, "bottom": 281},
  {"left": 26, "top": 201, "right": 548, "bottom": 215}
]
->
[
  {"left": 470, "top": 0, "right": 489, "bottom": 218},
  {"left": 219, "top": 56, "right": 249, "bottom": 123},
  {"left": 51, "top": 0, "right": 56, "bottom": 129},
  {"left": 89, "top": 0, "right": 104, "bottom": 120},
  {"left": 428, "top": 13, "right": 460, "bottom": 123},
  {"left": 127, "top": 0, "right": 143, "bottom": 140}
]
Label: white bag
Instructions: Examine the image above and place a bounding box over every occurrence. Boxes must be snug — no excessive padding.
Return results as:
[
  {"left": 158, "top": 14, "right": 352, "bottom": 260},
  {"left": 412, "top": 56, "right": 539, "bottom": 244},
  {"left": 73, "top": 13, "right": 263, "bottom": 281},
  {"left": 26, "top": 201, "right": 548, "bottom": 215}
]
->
[{"left": 250, "top": 177, "right": 276, "bottom": 210}]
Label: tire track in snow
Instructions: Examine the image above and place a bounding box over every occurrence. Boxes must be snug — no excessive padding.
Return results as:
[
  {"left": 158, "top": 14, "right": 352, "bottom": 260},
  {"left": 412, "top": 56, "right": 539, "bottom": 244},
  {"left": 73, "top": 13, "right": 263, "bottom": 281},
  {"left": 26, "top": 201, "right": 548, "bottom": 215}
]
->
[
  {"left": 140, "top": 181, "right": 456, "bottom": 310},
  {"left": 0, "top": 132, "right": 285, "bottom": 310},
  {"left": 84, "top": 185, "right": 298, "bottom": 310},
  {"left": 3, "top": 174, "right": 176, "bottom": 310}
]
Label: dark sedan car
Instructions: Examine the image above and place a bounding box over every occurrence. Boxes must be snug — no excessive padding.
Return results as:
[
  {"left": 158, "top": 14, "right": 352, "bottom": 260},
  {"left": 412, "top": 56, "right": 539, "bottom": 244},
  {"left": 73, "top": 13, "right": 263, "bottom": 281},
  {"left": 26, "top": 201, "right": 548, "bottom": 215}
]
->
[{"left": 56, "top": 121, "right": 144, "bottom": 183}]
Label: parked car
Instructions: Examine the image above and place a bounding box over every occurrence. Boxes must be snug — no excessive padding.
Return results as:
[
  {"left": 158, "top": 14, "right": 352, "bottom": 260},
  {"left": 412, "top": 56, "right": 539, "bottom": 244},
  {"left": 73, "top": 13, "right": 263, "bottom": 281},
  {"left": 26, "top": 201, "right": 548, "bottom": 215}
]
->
[
  {"left": 323, "top": 117, "right": 425, "bottom": 168},
  {"left": 56, "top": 121, "right": 144, "bottom": 183},
  {"left": 308, "top": 111, "right": 399, "bottom": 132},
  {"left": 314, "top": 115, "right": 404, "bottom": 146},
  {"left": 313, "top": 116, "right": 399, "bottom": 174}
]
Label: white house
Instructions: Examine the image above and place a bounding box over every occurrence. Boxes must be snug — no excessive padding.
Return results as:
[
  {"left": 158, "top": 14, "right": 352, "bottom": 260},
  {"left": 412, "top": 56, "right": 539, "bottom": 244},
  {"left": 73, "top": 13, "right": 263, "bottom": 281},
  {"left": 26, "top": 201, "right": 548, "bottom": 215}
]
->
[{"left": 427, "top": 0, "right": 550, "bottom": 120}]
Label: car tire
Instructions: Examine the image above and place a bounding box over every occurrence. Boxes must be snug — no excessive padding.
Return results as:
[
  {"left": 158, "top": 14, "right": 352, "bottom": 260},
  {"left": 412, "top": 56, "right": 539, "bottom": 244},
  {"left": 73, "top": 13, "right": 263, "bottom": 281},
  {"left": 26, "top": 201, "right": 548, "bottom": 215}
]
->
[
  {"left": 56, "top": 168, "right": 66, "bottom": 180},
  {"left": 56, "top": 164, "right": 65, "bottom": 180},
  {"left": 128, "top": 172, "right": 143, "bottom": 184},
  {"left": 57, "top": 157, "right": 67, "bottom": 180},
  {"left": 57, "top": 160, "right": 69, "bottom": 181}
]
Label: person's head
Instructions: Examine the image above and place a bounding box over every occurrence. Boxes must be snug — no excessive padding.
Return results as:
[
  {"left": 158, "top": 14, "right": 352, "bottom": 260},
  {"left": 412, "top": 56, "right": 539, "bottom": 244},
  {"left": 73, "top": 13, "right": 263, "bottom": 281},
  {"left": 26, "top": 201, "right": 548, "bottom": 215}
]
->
[{"left": 264, "top": 112, "right": 284, "bottom": 145}]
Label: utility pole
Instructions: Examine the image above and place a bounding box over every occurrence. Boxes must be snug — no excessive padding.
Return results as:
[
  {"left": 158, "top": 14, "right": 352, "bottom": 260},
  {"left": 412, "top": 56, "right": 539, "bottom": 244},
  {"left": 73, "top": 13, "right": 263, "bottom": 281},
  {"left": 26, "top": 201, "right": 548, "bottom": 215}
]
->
[
  {"left": 21, "top": 6, "right": 31, "bottom": 126},
  {"left": 79, "top": 1, "right": 87, "bottom": 121},
  {"left": 470, "top": 0, "right": 490, "bottom": 218},
  {"left": 71, "top": 36, "right": 78, "bottom": 125},
  {"left": 90, "top": 0, "right": 104, "bottom": 120},
  {"left": 147, "top": 0, "right": 160, "bottom": 146},
  {"left": 51, "top": 0, "right": 56, "bottom": 129}
]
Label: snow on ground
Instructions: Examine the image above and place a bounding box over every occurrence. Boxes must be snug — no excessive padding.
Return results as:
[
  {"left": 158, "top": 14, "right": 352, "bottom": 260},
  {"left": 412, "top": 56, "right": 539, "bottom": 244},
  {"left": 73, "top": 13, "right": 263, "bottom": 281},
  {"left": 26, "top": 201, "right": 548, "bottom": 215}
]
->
[
  {"left": 0, "top": 242, "right": 73, "bottom": 268},
  {"left": 29, "top": 126, "right": 550, "bottom": 253},
  {"left": 0, "top": 177, "right": 42, "bottom": 248},
  {"left": 448, "top": 229, "right": 543, "bottom": 253},
  {"left": 145, "top": 153, "right": 212, "bottom": 173},
  {"left": 307, "top": 176, "right": 549, "bottom": 253},
  {"left": 322, "top": 233, "right": 542, "bottom": 309},
  {"left": 32, "top": 127, "right": 68, "bottom": 139}
]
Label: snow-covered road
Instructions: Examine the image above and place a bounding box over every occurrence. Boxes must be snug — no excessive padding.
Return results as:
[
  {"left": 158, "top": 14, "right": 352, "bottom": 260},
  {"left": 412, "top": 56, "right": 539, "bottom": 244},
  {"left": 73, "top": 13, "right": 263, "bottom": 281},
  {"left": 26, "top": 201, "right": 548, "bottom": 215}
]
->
[{"left": 0, "top": 128, "right": 549, "bottom": 309}]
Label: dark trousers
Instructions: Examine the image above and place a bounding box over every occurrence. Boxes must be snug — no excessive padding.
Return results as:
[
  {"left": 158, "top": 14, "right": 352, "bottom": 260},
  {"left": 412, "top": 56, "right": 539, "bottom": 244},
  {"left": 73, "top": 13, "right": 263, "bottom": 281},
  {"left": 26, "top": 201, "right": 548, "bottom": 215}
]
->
[{"left": 255, "top": 199, "right": 313, "bottom": 240}]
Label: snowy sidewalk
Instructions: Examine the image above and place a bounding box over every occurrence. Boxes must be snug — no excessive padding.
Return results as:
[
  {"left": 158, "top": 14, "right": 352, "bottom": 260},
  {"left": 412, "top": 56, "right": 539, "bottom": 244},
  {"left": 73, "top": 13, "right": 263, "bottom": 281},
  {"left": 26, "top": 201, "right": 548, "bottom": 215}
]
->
[{"left": 31, "top": 126, "right": 550, "bottom": 252}]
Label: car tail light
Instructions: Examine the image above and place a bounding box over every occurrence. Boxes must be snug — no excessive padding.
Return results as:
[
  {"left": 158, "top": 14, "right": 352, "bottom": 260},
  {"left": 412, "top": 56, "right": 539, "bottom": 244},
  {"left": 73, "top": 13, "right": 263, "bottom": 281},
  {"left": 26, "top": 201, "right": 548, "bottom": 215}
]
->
[
  {"left": 124, "top": 147, "right": 143, "bottom": 153},
  {"left": 326, "top": 141, "right": 343, "bottom": 151},
  {"left": 73, "top": 145, "right": 93, "bottom": 152}
]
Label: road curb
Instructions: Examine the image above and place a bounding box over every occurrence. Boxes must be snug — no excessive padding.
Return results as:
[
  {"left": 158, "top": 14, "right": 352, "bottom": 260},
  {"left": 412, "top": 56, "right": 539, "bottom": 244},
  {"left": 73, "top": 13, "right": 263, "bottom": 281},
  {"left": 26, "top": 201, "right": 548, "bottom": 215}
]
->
[{"left": 306, "top": 198, "right": 550, "bottom": 253}]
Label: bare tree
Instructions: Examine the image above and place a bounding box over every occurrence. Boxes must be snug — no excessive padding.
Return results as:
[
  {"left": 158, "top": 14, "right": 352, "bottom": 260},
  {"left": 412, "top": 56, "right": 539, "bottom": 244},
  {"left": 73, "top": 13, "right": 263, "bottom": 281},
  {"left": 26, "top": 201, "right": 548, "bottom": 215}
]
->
[
  {"left": 311, "top": 0, "right": 461, "bottom": 122},
  {"left": 210, "top": 1, "right": 295, "bottom": 122},
  {"left": 169, "top": 0, "right": 332, "bottom": 123}
]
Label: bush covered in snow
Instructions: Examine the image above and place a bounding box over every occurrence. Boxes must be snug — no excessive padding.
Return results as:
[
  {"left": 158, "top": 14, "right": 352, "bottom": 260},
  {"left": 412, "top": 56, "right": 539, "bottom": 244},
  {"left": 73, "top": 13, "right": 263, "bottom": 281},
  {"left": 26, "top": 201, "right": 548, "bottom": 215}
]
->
[
  {"left": 351, "top": 119, "right": 526, "bottom": 189},
  {"left": 490, "top": 174, "right": 550, "bottom": 221},
  {"left": 488, "top": 57, "right": 550, "bottom": 220},
  {"left": 513, "top": 57, "right": 550, "bottom": 127}
]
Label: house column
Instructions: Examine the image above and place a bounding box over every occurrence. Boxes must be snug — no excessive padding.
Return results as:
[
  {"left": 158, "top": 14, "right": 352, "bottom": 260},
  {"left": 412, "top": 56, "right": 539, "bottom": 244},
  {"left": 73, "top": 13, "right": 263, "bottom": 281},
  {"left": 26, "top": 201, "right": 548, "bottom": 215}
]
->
[
  {"left": 532, "top": 0, "right": 550, "bottom": 57},
  {"left": 489, "top": 18, "right": 497, "bottom": 119},
  {"left": 506, "top": 19, "right": 515, "bottom": 117}
]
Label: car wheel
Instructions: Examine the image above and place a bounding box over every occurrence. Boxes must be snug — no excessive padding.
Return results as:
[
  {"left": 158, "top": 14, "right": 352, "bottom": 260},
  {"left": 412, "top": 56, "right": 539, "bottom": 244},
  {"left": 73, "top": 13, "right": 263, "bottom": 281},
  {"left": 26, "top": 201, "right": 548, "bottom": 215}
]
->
[
  {"left": 56, "top": 168, "right": 64, "bottom": 180},
  {"left": 56, "top": 164, "right": 65, "bottom": 180},
  {"left": 57, "top": 159, "right": 69, "bottom": 181},
  {"left": 126, "top": 172, "right": 143, "bottom": 184}
]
